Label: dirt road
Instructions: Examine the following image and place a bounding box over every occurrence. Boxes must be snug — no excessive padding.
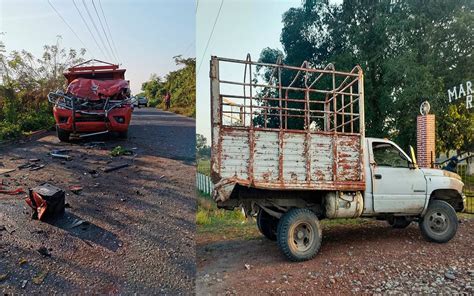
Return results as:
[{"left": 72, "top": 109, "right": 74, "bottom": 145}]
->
[
  {"left": 197, "top": 218, "right": 474, "bottom": 295},
  {"left": 0, "top": 108, "right": 196, "bottom": 294}
]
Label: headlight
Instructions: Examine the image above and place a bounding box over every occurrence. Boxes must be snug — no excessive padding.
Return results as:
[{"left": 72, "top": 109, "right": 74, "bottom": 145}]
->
[{"left": 114, "top": 116, "right": 125, "bottom": 123}]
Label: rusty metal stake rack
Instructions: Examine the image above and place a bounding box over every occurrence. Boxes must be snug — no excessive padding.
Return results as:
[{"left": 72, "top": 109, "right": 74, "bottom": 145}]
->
[{"left": 210, "top": 54, "right": 366, "bottom": 196}]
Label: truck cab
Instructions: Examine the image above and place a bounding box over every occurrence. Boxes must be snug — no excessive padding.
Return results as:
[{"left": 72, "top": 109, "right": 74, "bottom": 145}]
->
[
  {"left": 363, "top": 137, "right": 465, "bottom": 217},
  {"left": 48, "top": 59, "right": 133, "bottom": 141}
]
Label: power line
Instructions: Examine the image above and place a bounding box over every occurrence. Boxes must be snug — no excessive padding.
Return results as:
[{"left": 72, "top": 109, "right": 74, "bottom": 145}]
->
[
  {"left": 91, "top": 0, "right": 118, "bottom": 63},
  {"left": 97, "top": 0, "right": 121, "bottom": 64},
  {"left": 183, "top": 41, "right": 194, "bottom": 57},
  {"left": 197, "top": 0, "right": 224, "bottom": 75},
  {"left": 82, "top": 0, "right": 113, "bottom": 61},
  {"left": 47, "top": 0, "right": 92, "bottom": 56},
  {"left": 72, "top": 0, "right": 106, "bottom": 59}
]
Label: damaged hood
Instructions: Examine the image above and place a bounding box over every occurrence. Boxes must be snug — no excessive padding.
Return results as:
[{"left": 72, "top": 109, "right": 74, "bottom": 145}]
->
[{"left": 67, "top": 78, "right": 129, "bottom": 100}]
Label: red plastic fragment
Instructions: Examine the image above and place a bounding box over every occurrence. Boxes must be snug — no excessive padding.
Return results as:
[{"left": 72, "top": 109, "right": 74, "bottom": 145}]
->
[{"left": 0, "top": 186, "right": 25, "bottom": 195}]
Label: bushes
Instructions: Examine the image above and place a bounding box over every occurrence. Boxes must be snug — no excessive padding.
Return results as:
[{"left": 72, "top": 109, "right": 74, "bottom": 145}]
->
[
  {"left": 147, "top": 96, "right": 162, "bottom": 108},
  {"left": 0, "top": 103, "right": 54, "bottom": 141},
  {"left": 0, "top": 122, "right": 22, "bottom": 141},
  {"left": 141, "top": 56, "right": 195, "bottom": 118},
  {"left": 0, "top": 41, "right": 86, "bottom": 142},
  {"left": 18, "top": 105, "right": 55, "bottom": 132},
  {"left": 197, "top": 193, "right": 246, "bottom": 226}
]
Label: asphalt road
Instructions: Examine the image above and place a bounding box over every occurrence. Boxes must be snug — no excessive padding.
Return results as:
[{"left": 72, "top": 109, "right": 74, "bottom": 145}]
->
[{"left": 0, "top": 108, "right": 196, "bottom": 294}]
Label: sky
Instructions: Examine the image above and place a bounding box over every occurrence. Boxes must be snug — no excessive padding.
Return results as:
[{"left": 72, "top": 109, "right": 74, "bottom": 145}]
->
[
  {"left": 0, "top": 0, "right": 195, "bottom": 94},
  {"left": 196, "top": 0, "right": 303, "bottom": 142}
]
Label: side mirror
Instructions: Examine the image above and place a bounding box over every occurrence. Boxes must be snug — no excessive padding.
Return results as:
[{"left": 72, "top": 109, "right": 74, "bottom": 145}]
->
[{"left": 409, "top": 146, "right": 418, "bottom": 169}]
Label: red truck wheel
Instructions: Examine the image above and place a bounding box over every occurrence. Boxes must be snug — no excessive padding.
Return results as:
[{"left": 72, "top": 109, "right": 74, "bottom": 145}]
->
[
  {"left": 117, "top": 130, "right": 128, "bottom": 139},
  {"left": 56, "top": 126, "right": 70, "bottom": 142}
]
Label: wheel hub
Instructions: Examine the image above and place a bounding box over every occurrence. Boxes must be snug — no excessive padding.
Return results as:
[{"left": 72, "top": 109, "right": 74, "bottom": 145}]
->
[
  {"left": 428, "top": 212, "right": 448, "bottom": 233},
  {"left": 291, "top": 222, "right": 314, "bottom": 252}
]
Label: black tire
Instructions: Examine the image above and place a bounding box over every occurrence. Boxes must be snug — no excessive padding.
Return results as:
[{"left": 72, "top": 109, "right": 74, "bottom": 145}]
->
[
  {"left": 117, "top": 130, "right": 128, "bottom": 139},
  {"left": 256, "top": 209, "right": 278, "bottom": 241},
  {"left": 56, "top": 126, "right": 70, "bottom": 142},
  {"left": 276, "top": 208, "right": 322, "bottom": 262},
  {"left": 419, "top": 200, "right": 458, "bottom": 243},
  {"left": 387, "top": 216, "right": 412, "bottom": 229}
]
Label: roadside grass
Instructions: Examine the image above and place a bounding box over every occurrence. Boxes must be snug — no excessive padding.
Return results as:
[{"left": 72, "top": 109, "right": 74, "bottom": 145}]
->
[
  {"left": 197, "top": 192, "right": 259, "bottom": 241},
  {"left": 168, "top": 106, "right": 195, "bottom": 118},
  {"left": 197, "top": 159, "right": 211, "bottom": 176},
  {"left": 464, "top": 196, "right": 474, "bottom": 214},
  {"left": 197, "top": 191, "right": 374, "bottom": 241},
  {"left": 458, "top": 213, "right": 474, "bottom": 219}
]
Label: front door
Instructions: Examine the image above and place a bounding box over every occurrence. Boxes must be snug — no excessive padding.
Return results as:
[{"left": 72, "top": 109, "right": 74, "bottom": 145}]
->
[{"left": 371, "top": 141, "right": 426, "bottom": 213}]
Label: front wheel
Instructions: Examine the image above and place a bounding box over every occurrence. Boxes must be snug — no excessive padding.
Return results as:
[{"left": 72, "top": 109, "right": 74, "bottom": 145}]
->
[
  {"left": 117, "top": 130, "right": 128, "bottom": 139},
  {"left": 277, "top": 208, "right": 322, "bottom": 262},
  {"left": 419, "top": 200, "right": 458, "bottom": 243},
  {"left": 256, "top": 209, "right": 278, "bottom": 241},
  {"left": 56, "top": 126, "right": 70, "bottom": 142}
]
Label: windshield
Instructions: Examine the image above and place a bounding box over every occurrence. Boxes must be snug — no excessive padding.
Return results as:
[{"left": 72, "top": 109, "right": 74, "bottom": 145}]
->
[{"left": 372, "top": 142, "right": 410, "bottom": 168}]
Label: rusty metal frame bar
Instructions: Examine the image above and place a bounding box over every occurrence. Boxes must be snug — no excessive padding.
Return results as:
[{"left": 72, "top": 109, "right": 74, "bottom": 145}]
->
[{"left": 210, "top": 54, "right": 365, "bottom": 194}]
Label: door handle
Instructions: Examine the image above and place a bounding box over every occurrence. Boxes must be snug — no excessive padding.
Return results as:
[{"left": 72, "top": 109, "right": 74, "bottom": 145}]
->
[{"left": 374, "top": 174, "right": 382, "bottom": 179}]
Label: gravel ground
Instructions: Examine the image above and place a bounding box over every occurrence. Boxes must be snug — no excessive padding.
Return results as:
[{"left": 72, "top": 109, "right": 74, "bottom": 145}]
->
[
  {"left": 0, "top": 108, "right": 196, "bottom": 294},
  {"left": 197, "top": 217, "right": 474, "bottom": 295}
]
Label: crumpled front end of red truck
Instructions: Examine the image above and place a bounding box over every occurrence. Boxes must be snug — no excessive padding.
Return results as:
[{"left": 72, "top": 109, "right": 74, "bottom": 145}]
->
[{"left": 48, "top": 78, "right": 133, "bottom": 141}]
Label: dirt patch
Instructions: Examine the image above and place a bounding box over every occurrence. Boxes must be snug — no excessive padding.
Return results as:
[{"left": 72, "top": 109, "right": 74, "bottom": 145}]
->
[
  {"left": 0, "top": 109, "right": 196, "bottom": 294},
  {"left": 197, "top": 217, "right": 474, "bottom": 295}
]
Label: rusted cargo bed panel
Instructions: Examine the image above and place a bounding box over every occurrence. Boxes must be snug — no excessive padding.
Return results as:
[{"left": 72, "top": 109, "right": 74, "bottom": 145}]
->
[{"left": 218, "top": 128, "right": 363, "bottom": 190}]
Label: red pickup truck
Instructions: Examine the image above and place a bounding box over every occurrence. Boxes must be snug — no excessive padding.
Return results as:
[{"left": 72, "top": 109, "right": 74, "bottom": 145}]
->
[{"left": 48, "top": 60, "right": 133, "bottom": 141}]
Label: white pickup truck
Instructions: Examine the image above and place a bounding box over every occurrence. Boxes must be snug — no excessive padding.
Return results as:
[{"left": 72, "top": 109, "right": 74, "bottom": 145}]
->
[{"left": 209, "top": 55, "right": 466, "bottom": 261}]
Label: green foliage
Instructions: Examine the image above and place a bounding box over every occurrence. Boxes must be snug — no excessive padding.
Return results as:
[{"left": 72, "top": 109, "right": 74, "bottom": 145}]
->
[
  {"left": 141, "top": 56, "right": 196, "bottom": 117},
  {"left": 258, "top": 0, "right": 474, "bottom": 154},
  {"left": 197, "top": 194, "right": 247, "bottom": 228},
  {"left": 197, "top": 158, "right": 211, "bottom": 176},
  {"left": 0, "top": 122, "right": 21, "bottom": 141},
  {"left": 110, "top": 146, "right": 133, "bottom": 157},
  {"left": 196, "top": 134, "right": 211, "bottom": 160},
  {"left": 18, "top": 102, "right": 55, "bottom": 132},
  {"left": 0, "top": 39, "right": 86, "bottom": 141},
  {"left": 437, "top": 103, "right": 474, "bottom": 154}
]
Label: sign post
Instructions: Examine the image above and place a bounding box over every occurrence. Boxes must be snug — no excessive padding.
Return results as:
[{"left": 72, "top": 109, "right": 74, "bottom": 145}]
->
[{"left": 417, "top": 101, "right": 436, "bottom": 168}]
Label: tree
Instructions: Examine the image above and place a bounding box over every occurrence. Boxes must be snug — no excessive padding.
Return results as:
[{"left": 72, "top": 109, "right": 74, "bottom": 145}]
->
[
  {"left": 196, "top": 134, "right": 211, "bottom": 159},
  {"left": 141, "top": 56, "right": 196, "bottom": 117},
  {"left": 141, "top": 74, "right": 165, "bottom": 107},
  {"left": 257, "top": 0, "right": 473, "bottom": 154},
  {"left": 437, "top": 103, "right": 474, "bottom": 155},
  {"left": 0, "top": 39, "right": 86, "bottom": 140}
]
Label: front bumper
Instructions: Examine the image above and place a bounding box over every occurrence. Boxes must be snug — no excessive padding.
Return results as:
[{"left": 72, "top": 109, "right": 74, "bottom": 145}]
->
[{"left": 53, "top": 106, "right": 132, "bottom": 133}]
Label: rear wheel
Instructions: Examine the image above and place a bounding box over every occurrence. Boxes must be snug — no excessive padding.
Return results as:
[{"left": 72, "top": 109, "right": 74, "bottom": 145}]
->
[
  {"left": 387, "top": 216, "right": 412, "bottom": 229},
  {"left": 56, "top": 126, "right": 70, "bottom": 142},
  {"left": 277, "top": 208, "right": 322, "bottom": 262},
  {"left": 256, "top": 209, "right": 278, "bottom": 241},
  {"left": 419, "top": 200, "right": 458, "bottom": 243}
]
